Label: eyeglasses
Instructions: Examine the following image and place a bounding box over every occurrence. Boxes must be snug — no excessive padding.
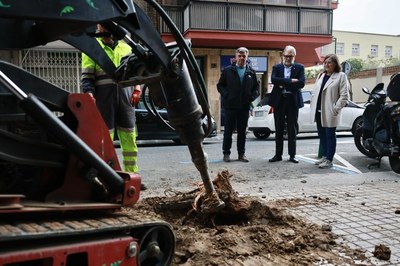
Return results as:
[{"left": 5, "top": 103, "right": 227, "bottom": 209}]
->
[{"left": 283, "top": 55, "right": 294, "bottom": 58}]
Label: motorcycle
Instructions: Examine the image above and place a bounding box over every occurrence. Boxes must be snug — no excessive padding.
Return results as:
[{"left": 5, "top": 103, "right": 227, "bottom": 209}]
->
[{"left": 354, "top": 72, "right": 400, "bottom": 173}]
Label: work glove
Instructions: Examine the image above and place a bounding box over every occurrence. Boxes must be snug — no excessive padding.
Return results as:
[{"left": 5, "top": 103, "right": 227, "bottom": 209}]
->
[{"left": 130, "top": 88, "right": 141, "bottom": 106}]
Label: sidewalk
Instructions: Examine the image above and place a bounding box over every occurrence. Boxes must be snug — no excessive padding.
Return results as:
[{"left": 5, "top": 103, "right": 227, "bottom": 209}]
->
[
  {"left": 137, "top": 136, "right": 400, "bottom": 265},
  {"left": 246, "top": 171, "right": 400, "bottom": 266}
]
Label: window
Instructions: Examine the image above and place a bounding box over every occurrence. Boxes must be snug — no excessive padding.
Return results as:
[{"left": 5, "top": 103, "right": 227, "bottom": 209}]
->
[
  {"left": 298, "top": 0, "right": 330, "bottom": 8},
  {"left": 336, "top": 42, "right": 344, "bottom": 55},
  {"left": 161, "top": 0, "right": 188, "bottom": 6},
  {"left": 229, "top": 0, "right": 264, "bottom": 3},
  {"left": 265, "top": 0, "right": 286, "bottom": 4},
  {"left": 265, "top": 0, "right": 297, "bottom": 5},
  {"left": 352, "top": 44, "right": 360, "bottom": 56},
  {"left": 370, "top": 45, "right": 378, "bottom": 57},
  {"left": 385, "top": 46, "right": 392, "bottom": 57}
]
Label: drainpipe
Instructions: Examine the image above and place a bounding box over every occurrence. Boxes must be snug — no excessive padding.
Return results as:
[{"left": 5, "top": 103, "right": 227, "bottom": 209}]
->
[{"left": 376, "top": 67, "right": 383, "bottom": 84}]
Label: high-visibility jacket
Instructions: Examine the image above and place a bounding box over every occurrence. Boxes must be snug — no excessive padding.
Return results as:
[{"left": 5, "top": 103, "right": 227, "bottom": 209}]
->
[
  {"left": 81, "top": 38, "right": 131, "bottom": 94},
  {"left": 81, "top": 39, "right": 139, "bottom": 173}
]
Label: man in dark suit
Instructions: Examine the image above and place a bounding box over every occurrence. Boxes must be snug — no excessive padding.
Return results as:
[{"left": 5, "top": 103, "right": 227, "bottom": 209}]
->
[
  {"left": 217, "top": 47, "right": 260, "bottom": 163},
  {"left": 268, "top": 45, "right": 305, "bottom": 163}
]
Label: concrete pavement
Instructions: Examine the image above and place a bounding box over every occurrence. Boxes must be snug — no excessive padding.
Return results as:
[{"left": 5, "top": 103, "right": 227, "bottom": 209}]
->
[
  {"left": 240, "top": 160, "right": 400, "bottom": 266},
  {"left": 137, "top": 134, "right": 400, "bottom": 265}
]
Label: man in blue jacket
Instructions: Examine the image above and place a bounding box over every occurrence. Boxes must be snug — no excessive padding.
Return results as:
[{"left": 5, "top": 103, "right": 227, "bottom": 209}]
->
[
  {"left": 217, "top": 47, "right": 260, "bottom": 163},
  {"left": 268, "top": 45, "right": 305, "bottom": 163}
]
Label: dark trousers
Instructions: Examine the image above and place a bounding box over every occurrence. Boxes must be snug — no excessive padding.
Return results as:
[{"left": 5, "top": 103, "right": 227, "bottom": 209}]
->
[
  {"left": 316, "top": 112, "right": 336, "bottom": 161},
  {"left": 273, "top": 94, "right": 298, "bottom": 157},
  {"left": 223, "top": 108, "right": 249, "bottom": 155},
  {"left": 95, "top": 85, "right": 135, "bottom": 130}
]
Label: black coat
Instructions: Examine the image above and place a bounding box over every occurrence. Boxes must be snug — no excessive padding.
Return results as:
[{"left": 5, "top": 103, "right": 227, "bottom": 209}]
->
[
  {"left": 268, "top": 62, "right": 305, "bottom": 109},
  {"left": 217, "top": 63, "right": 259, "bottom": 110}
]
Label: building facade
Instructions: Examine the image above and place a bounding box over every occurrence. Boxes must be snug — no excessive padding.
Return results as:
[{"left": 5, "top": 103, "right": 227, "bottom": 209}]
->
[
  {"left": 321, "top": 30, "right": 400, "bottom": 65},
  {"left": 306, "top": 31, "right": 400, "bottom": 103},
  {"left": 158, "top": 0, "right": 338, "bottom": 128},
  {"left": 0, "top": 0, "right": 339, "bottom": 131}
]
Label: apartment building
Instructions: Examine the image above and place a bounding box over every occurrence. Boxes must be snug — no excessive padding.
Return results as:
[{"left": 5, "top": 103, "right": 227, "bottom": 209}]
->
[
  {"left": 313, "top": 31, "right": 400, "bottom": 103},
  {"left": 158, "top": 0, "right": 338, "bottom": 127},
  {"left": 0, "top": 0, "right": 339, "bottom": 129},
  {"left": 321, "top": 30, "right": 400, "bottom": 65}
]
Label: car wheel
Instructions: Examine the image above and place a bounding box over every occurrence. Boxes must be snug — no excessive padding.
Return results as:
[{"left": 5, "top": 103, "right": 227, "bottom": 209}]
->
[
  {"left": 172, "top": 138, "right": 182, "bottom": 144},
  {"left": 351, "top": 116, "right": 363, "bottom": 135},
  {"left": 253, "top": 129, "right": 271, "bottom": 140}
]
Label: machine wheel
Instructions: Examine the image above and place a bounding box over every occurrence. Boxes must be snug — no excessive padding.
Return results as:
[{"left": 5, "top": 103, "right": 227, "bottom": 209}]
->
[
  {"left": 354, "top": 127, "right": 379, "bottom": 158},
  {"left": 139, "top": 225, "right": 175, "bottom": 266},
  {"left": 389, "top": 156, "right": 400, "bottom": 174},
  {"left": 351, "top": 116, "right": 363, "bottom": 135},
  {"left": 253, "top": 129, "right": 271, "bottom": 140}
]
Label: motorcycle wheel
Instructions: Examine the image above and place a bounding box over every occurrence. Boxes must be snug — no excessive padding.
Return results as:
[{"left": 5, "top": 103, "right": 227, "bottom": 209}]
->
[
  {"left": 351, "top": 116, "right": 363, "bottom": 136},
  {"left": 354, "top": 127, "right": 380, "bottom": 158},
  {"left": 389, "top": 156, "right": 400, "bottom": 174}
]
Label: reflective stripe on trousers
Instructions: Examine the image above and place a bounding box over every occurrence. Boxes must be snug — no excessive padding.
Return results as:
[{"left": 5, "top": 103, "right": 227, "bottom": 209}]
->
[{"left": 110, "top": 127, "right": 139, "bottom": 173}]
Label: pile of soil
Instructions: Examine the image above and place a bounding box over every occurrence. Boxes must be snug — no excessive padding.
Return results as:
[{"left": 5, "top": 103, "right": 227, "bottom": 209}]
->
[{"left": 133, "top": 170, "right": 371, "bottom": 265}]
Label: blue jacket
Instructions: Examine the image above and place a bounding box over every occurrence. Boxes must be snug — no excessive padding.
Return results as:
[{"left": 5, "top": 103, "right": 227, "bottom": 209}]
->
[
  {"left": 217, "top": 63, "right": 259, "bottom": 110},
  {"left": 268, "top": 62, "right": 305, "bottom": 109}
]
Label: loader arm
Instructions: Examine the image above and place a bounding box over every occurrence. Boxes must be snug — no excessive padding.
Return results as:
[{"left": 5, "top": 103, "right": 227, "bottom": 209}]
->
[{"left": 0, "top": 0, "right": 223, "bottom": 212}]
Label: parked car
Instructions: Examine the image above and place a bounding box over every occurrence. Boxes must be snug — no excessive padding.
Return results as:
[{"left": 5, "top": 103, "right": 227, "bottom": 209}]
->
[
  {"left": 135, "top": 100, "right": 217, "bottom": 143},
  {"left": 248, "top": 91, "right": 364, "bottom": 139}
]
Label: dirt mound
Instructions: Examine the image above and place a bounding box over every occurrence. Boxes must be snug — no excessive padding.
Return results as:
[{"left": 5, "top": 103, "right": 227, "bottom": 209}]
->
[{"left": 133, "top": 170, "right": 370, "bottom": 265}]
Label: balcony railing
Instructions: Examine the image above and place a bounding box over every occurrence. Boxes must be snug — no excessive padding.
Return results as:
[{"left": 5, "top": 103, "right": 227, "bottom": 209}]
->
[{"left": 160, "top": 1, "right": 332, "bottom": 35}]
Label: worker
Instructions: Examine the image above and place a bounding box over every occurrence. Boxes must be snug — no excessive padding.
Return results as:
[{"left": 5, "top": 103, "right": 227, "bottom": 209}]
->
[{"left": 81, "top": 24, "right": 146, "bottom": 190}]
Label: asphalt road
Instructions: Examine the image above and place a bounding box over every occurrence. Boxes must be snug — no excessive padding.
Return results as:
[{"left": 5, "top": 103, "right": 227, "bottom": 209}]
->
[{"left": 129, "top": 132, "right": 400, "bottom": 197}]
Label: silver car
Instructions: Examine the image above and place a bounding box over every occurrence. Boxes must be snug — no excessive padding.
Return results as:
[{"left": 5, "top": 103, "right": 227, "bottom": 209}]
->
[{"left": 248, "top": 91, "right": 364, "bottom": 139}]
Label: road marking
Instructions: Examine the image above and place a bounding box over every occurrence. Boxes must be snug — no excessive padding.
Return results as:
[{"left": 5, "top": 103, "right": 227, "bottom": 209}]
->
[
  {"left": 334, "top": 153, "right": 362, "bottom": 174},
  {"left": 296, "top": 154, "right": 362, "bottom": 175},
  {"left": 181, "top": 155, "right": 362, "bottom": 175},
  {"left": 337, "top": 140, "right": 356, "bottom": 144}
]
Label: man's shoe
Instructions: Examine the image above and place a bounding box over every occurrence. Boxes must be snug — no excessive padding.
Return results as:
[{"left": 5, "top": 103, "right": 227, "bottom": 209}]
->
[
  {"left": 238, "top": 154, "right": 249, "bottom": 162},
  {"left": 223, "top": 154, "right": 231, "bottom": 162},
  {"left": 288, "top": 156, "right": 299, "bottom": 163},
  {"left": 315, "top": 156, "right": 326, "bottom": 165},
  {"left": 141, "top": 184, "right": 148, "bottom": 191},
  {"left": 319, "top": 160, "right": 333, "bottom": 169},
  {"left": 269, "top": 155, "right": 282, "bottom": 162}
]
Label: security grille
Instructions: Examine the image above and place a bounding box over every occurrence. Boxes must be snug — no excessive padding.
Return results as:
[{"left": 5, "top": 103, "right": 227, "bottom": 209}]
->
[
  {"left": 189, "top": 3, "right": 226, "bottom": 30},
  {"left": 229, "top": 5, "right": 263, "bottom": 31},
  {"left": 265, "top": 7, "right": 298, "bottom": 32},
  {"left": 161, "top": 8, "right": 184, "bottom": 32},
  {"left": 21, "top": 49, "right": 82, "bottom": 93},
  {"left": 300, "top": 9, "right": 331, "bottom": 34}
]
